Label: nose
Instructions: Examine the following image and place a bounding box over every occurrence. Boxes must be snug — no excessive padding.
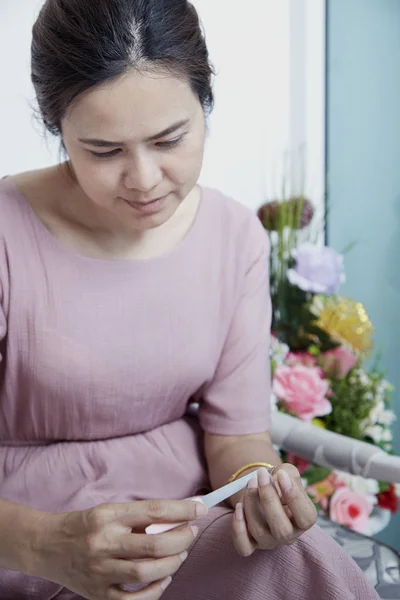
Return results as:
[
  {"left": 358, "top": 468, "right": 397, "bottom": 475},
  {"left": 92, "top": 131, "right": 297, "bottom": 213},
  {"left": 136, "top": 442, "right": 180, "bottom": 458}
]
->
[{"left": 124, "top": 151, "right": 163, "bottom": 192}]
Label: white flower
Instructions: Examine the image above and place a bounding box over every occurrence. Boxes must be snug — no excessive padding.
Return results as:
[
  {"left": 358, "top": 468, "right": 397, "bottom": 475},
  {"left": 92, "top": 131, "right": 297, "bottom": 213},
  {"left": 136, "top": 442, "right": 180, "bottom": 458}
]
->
[
  {"left": 270, "top": 337, "right": 289, "bottom": 366},
  {"left": 380, "top": 410, "right": 396, "bottom": 426},
  {"left": 357, "top": 369, "right": 370, "bottom": 387},
  {"left": 310, "top": 295, "right": 324, "bottom": 315},
  {"left": 380, "top": 379, "right": 392, "bottom": 392},
  {"left": 368, "top": 399, "right": 396, "bottom": 427},
  {"left": 348, "top": 368, "right": 371, "bottom": 387},
  {"left": 368, "top": 399, "right": 385, "bottom": 423},
  {"left": 381, "top": 429, "right": 393, "bottom": 442},
  {"left": 364, "top": 425, "right": 384, "bottom": 443},
  {"left": 334, "top": 470, "right": 379, "bottom": 498}
]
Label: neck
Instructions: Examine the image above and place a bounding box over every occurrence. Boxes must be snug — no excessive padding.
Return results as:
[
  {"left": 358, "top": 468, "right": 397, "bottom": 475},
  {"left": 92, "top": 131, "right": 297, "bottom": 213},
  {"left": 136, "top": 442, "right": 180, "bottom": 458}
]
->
[{"left": 49, "top": 165, "right": 201, "bottom": 260}]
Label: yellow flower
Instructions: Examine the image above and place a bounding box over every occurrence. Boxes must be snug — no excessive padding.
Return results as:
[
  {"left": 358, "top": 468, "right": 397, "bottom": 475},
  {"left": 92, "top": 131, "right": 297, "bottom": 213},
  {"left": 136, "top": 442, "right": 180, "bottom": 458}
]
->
[
  {"left": 311, "top": 295, "right": 374, "bottom": 357},
  {"left": 307, "top": 475, "right": 336, "bottom": 506},
  {"left": 311, "top": 418, "right": 326, "bottom": 429}
]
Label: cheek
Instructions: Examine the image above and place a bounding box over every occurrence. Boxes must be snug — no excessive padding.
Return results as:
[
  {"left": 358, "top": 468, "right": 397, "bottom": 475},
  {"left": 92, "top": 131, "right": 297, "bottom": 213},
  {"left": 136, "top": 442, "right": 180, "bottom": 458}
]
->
[
  {"left": 167, "top": 139, "right": 204, "bottom": 185},
  {"left": 72, "top": 156, "right": 120, "bottom": 196}
]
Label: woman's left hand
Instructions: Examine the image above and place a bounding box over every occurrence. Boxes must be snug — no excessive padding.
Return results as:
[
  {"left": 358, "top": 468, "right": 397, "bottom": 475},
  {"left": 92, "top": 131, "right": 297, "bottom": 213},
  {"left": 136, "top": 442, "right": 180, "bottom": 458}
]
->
[{"left": 232, "top": 464, "right": 318, "bottom": 557}]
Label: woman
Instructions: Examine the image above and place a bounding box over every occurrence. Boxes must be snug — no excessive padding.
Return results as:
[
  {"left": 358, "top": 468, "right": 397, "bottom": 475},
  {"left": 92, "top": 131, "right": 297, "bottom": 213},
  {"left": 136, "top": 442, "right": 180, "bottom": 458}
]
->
[{"left": 0, "top": 1, "right": 379, "bottom": 599}]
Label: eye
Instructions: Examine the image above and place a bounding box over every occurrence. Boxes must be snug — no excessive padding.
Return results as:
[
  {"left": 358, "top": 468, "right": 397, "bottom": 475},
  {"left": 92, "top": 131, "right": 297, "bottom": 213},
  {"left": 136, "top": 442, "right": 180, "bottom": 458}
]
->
[
  {"left": 90, "top": 148, "right": 121, "bottom": 159},
  {"left": 156, "top": 135, "right": 185, "bottom": 149}
]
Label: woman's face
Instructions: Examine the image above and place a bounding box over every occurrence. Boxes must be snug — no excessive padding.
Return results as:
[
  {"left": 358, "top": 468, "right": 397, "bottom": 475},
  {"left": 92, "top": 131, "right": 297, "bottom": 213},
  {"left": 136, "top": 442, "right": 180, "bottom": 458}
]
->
[{"left": 61, "top": 70, "right": 206, "bottom": 231}]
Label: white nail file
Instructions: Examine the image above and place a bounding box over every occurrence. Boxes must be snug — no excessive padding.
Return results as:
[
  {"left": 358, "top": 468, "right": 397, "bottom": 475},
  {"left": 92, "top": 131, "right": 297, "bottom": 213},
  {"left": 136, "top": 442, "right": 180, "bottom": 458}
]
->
[{"left": 145, "top": 468, "right": 261, "bottom": 535}]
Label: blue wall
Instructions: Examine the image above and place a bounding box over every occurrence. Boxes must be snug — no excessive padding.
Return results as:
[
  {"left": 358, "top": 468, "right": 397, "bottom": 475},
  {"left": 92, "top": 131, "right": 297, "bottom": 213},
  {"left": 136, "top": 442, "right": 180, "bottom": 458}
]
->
[{"left": 327, "top": 0, "right": 400, "bottom": 549}]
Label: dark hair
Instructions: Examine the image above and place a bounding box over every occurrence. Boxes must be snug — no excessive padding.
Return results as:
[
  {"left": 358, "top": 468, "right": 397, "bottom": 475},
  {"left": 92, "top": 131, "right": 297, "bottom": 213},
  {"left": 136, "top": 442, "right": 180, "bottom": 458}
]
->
[{"left": 31, "top": 0, "right": 214, "bottom": 137}]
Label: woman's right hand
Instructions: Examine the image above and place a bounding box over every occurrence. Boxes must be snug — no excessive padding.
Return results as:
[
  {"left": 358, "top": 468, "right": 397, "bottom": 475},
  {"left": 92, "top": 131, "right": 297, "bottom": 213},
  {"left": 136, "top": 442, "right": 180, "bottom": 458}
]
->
[{"left": 28, "top": 499, "right": 207, "bottom": 600}]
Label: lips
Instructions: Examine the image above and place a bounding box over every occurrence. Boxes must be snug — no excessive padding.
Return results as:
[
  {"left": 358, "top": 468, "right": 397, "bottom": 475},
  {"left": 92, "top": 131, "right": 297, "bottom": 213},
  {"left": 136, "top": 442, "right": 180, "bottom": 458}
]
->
[
  {"left": 122, "top": 194, "right": 168, "bottom": 215},
  {"left": 123, "top": 195, "right": 166, "bottom": 206}
]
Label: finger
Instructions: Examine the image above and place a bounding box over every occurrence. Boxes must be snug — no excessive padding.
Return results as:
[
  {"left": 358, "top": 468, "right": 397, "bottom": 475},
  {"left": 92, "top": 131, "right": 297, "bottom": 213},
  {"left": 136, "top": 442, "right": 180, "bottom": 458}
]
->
[
  {"left": 111, "top": 525, "right": 199, "bottom": 559},
  {"left": 231, "top": 502, "right": 256, "bottom": 558},
  {"left": 283, "top": 505, "right": 293, "bottom": 520},
  {"left": 98, "top": 499, "right": 208, "bottom": 530},
  {"left": 277, "top": 469, "right": 318, "bottom": 531},
  {"left": 108, "top": 576, "right": 172, "bottom": 600},
  {"left": 109, "top": 551, "right": 188, "bottom": 586},
  {"left": 243, "top": 476, "right": 272, "bottom": 546},
  {"left": 256, "top": 470, "right": 295, "bottom": 543},
  {"left": 268, "top": 463, "right": 303, "bottom": 495}
]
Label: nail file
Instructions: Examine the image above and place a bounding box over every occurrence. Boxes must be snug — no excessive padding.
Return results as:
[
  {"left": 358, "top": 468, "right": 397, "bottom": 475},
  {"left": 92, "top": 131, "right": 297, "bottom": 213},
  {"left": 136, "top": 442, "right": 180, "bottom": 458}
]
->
[{"left": 145, "top": 468, "right": 261, "bottom": 535}]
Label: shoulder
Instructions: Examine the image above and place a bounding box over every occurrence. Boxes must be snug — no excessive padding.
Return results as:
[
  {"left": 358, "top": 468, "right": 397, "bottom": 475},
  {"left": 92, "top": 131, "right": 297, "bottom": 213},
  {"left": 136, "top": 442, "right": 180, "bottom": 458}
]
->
[
  {"left": 200, "top": 186, "right": 269, "bottom": 259},
  {"left": 0, "top": 177, "right": 24, "bottom": 299},
  {"left": 0, "top": 176, "right": 28, "bottom": 232},
  {"left": 0, "top": 168, "right": 56, "bottom": 234},
  {"left": 0, "top": 175, "right": 44, "bottom": 278}
]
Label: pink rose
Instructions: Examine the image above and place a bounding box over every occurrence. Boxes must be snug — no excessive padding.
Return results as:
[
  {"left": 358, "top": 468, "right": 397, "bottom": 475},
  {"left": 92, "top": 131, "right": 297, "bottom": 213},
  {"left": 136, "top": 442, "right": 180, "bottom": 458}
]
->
[
  {"left": 320, "top": 346, "right": 357, "bottom": 378},
  {"left": 287, "top": 352, "right": 324, "bottom": 379},
  {"left": 329, "top": 487, "right": 373, "bottom": 533},
  {"left": 272, "top": 364, "right": 332, "bottom": 421},
  {"left": 286, "top": 352, "right": 317, "bottom": 368},
  {"left": 286, "top": 453, "right": 310, "bottom": 475}
]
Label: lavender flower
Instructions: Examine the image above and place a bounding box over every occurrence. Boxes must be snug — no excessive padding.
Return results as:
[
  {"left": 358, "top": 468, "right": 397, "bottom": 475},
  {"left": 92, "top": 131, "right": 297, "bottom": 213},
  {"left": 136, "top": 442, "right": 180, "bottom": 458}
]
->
[{"left": 287, "top": 242, "right": 345, "bottom": 294}]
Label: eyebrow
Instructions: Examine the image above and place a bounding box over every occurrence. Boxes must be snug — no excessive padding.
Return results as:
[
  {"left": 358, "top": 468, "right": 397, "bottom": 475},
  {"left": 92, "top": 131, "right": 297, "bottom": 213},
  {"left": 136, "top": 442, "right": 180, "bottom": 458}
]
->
[{"left": 78, "top": 119, "right": 190, "bottom": 147}]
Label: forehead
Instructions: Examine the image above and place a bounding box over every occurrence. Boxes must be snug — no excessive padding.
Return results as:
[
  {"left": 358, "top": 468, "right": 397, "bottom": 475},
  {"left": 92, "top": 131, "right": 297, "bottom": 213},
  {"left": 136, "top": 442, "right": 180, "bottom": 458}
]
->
[{"left": 63, "top": 70, "right": 197, "bottom": 140}]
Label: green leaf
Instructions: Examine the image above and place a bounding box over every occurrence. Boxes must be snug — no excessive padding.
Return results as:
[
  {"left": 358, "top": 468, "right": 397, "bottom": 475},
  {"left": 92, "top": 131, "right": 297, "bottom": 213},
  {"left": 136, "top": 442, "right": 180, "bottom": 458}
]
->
[
  {"left": 302, "top": 466, "right": 332, "bottom": 485},
  {"left": 308, "top": 495, "right": 321, "bottom": 510},
  {"left": 308, "top": 344, "right": 321, "bottom": 356},
  {"left": 378, "top": 481, "right": 390, "bottom": 493},
  {"left": 324, "top": 373, "right": 379, "bottom": 439}
]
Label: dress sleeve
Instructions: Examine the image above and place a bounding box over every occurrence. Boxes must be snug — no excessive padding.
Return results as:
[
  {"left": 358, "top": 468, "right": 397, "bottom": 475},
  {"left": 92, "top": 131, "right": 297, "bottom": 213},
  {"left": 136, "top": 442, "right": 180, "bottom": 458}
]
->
[
  {"left": 198, "top": 218, "right": 272, "bottom": 435},
  {"left": 0, "top": 278, "right": 6, "bottom": 362}
]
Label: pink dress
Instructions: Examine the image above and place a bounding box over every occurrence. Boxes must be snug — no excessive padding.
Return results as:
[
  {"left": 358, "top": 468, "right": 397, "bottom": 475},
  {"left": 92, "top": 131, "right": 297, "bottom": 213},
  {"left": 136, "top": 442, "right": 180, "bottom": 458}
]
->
[{"left": 0, "top": 178, "right": 379, "bottom": 599}]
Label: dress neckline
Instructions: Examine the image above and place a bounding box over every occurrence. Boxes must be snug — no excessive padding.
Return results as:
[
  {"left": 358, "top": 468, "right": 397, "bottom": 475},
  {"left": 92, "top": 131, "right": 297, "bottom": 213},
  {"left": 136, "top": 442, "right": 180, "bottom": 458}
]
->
[{"left": 2, "top": 177, "right": 208, "bottom": 270}]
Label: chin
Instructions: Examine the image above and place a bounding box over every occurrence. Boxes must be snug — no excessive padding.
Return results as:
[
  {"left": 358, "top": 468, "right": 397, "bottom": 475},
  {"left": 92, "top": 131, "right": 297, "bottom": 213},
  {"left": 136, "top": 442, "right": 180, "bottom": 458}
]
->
[
  {"left": 126, "top": 201, "right": 179, "bottom": 231},
  {"left": 136, "top": 215, "right": 170, "bottom": 230}
]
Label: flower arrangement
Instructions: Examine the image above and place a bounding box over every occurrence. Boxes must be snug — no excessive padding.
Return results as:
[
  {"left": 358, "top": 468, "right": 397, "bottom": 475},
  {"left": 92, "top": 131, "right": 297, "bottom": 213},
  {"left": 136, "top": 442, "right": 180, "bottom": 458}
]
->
[{"left": 258, "top": 195, "right": 397, "bottom": 535}]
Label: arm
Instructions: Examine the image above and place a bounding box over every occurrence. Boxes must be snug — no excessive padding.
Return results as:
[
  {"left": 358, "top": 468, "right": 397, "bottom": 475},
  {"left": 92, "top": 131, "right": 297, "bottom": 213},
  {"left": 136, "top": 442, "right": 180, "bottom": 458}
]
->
[
  {"left": 204, "top": 431, "right": 281, "bottom": 507},
  {"left": 197, "top": 215, "right": 275, "bottom": 503},
  {"left": 0, "top": 498, "right": 44, "bottom": 574},
  {"left": 198, "top": 215, "right": 317, "bottom": 555},
  {"left": 205, "top": 430, "right": 317, "bottom": 559},
  {"left": 0, "top": 496, "right": 205, "bottom": 597}
]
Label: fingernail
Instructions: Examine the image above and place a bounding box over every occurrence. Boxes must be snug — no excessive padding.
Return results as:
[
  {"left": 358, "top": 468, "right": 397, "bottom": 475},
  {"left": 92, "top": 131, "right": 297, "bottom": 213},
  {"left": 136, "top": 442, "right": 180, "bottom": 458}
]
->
[
  {"left": 258, "top": 467, "right": 271, "bottom": 487},
  {"left": 190, "top": 525, "right": 199, "bottom": 539},
  {"left": 278, "top": 470, "right": 293, "bottom": 493},
  {"left": 247, "top": 476, "right": 258, "bottom": 489},
  {"left": 235, "top": 502, "right": 244, "bottom": 521},
  {"left": 195, "top": 501, "right": 208, "bottom": 517},
  {"left": 179, "top": 551, "right": 188, "bottom": 563},
  {"left": 161, "top": 576, "right": 172, "bottom": 591}
]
